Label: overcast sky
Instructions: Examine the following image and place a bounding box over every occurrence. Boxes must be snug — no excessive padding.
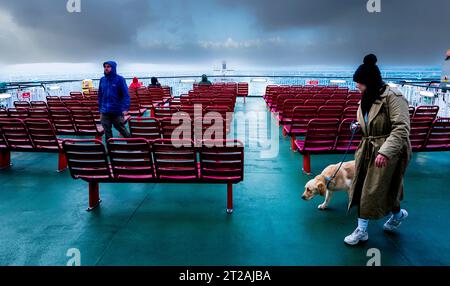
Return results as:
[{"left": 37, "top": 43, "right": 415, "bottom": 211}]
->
[{"left": 0, "top": 0, "right": 449, "bottom": 69}]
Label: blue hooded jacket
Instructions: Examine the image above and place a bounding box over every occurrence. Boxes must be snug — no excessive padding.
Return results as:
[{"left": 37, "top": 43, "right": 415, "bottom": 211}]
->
[{"left": 98, "top": 61, "right": 130, "bottom": 115}]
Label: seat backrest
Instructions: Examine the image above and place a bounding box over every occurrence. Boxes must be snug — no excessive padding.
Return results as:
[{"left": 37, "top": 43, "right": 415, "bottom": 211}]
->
[
  {"left": 62, "top": 139, "right": 112, "bottom": 180},
  {"left": 7, "top": 108, "right": 29, "bottom": 119},
  {"left": 335, "top": 118, "right": 362, "bottom": 151},
  {"left": 274, "top": 94, "right": 293, "bottom": 112},
  {"left": 47, "top": 100, "right": 66, "bottom": 108},
  {"left": 152, "top": 139, "right": 198, "bottom": 180},
  {"left": 129, "top": 95, "right": 141, "bottom": 111},
  {"left": 410, "top": 117, "right": 434, "bottom": 150},
  {"left": 291, "top": 106, "right": 318, "bottom": 126},
  {"left": 160, "top": 114, "right": 193, "bottom": 140},
  {"left": 425, "top": 118, "right": 450, "bottom": 150},
  {"left": 0, "top": 108, "right": 8, "bottom": 118},
  {"left": 0, "top": 118, "right": 33, "bottom": 149},
  {"left": 237, "top": 83, "right": 249, "bottom": 96},
  {"left": 342, "top": 106, "right": 358, "bottom": 119},
  {"left": 304, "top": 99, "right": 326, "bottom": 107},
  {"left": 24, "top": 119, "right": 60, "bottom": 150},
  {"left": 194, "top": 115, "right": 227, "bottom": 143},
  {"left": 49, "top": 107, "right": 76, "bottom": 133},
  {"left": 70, "top": 92, "right": 84, "bottom": 99},
  {"left": 199, "top": 140, "right": 244, "bottom": 182},
  {"left": 63, "top": 100, "right": 82, "bottom": 109},
  {"left": 414, "top": 106, "right": 439, "bottom": 119},
  {"left": 345, "top": 99, "right": 360, "bottom": 106},
  {"left": 154, "top": 106, "right": 179, "bottom": 119},
  {"left": 281, "top": 99, "right": 304, "bottom": 118},
  {"left": 30, "top": 101, "right": 48, "bottom": 109},
  {"left": 313, "top": 94, "right": 332, "bottom": 100},
  {"left": 107, "top": 138, "right": 154, "bottom": 180},
  {"left": 129, "top": 118, "right": 162, "bottom": 140},
  {"left": 330, "top": 94, "right": 348, "bottom": 100},
  {"left": 70, "top": 109, "right": 99, "bottom": 133},
  {"left": 318, "top": 106, "right": 343, "bottom": 119},
  {"left": 304, "top": 119, "right": 340, "bottom": 151},
  {"left": 46, "top": 96, "right": 61, "bottom": 102},
  {"left": 326, "top": 99, "right": 346, "bottom": 106},
  {"left": 14, "top": 101, "right": 31, "bottom": 109},
  {"left": 28, "top": 108, "right": 50, "bottom": 120}
]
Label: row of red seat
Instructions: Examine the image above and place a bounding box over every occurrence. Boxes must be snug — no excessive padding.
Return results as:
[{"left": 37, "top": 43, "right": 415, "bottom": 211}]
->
[
  {"left": 62, "top": 138, "right": 244, "bottom": 213},
  {"left": 264, "top": 85, "right": 354, "bottom": 96},
  {"left": 0, "top": 118, "right": 68, "bottom": 171},
  {"left": 0, "top": 112, "right": 235, "bottom": 170},
  {"left": 294, "top": 117, "right": 450, "bottom": 174},
  {"left": 129, "top": 115, "right": 231, "bottom": 141},
  {"left": 0, "top": 107, "right": 107, "bottom": 138}
]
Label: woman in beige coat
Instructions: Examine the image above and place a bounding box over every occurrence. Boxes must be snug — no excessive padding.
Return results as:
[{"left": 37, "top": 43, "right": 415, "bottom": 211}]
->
[{"left": 345, "top": 54, "right": 412, "bottom": 246}]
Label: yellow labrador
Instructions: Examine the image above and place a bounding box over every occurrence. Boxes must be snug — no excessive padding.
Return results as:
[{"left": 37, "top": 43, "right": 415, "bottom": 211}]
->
[{"left": 302, "top": 161, "right": 355, "bottom": 210}]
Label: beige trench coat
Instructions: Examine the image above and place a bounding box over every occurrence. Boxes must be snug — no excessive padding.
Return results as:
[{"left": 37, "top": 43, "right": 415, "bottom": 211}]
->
[{"left": 348, "top": 86, "right": 412, "bottom": 219}]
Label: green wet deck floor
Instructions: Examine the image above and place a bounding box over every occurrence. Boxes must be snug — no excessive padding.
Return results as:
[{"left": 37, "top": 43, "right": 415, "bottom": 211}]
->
[{"left": 1, "top": 97, "right": 450, "bottom": 266}]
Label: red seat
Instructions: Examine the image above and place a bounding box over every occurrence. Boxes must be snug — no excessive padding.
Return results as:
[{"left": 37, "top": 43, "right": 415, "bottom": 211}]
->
[
  {"left": 237, "top": 83, "right": 249, "bottom": 102},
  {"left": 152, "top": 139, "right": 199, "bottom": 180},
  {"left": 199, "top": 140, "right": 244, "bottom": 182},
  {"left": 129, "top": 118, "right": 162, "bottom": 140},
  {"left": 154, "top": 106, "right": 179, "bottom": 119},
  {"left": 326, "top": 99, "right": 346, "bottom": 106},
  {"left": 160, "top": 115, "right": 192, "bottom": 140},
  {"left": 295, "top": 119, "right": 340, "bottom": 153},
  {"left": 23, "top": 119, "right": 61, "bottom": 151},
  {"left": 7, "top": 108, "right": 29, "bottom": 119},
  {"left": 71, "top": 109, "right": 104, "bottom": 138},
  {"left": 278, "top": 99, "right": 304, "bottom": 124},
  {"left": 14, "top": 101, "right": 31, "bottom": 109},
  {"left": 272, "top": 94, "right": 293, "bottom": 113},
  {"left": 63, "top": 139, "right": 112, "bottom": 181},
  {"left": 49, "top": 107, "right": 77, "bottom": 135},
  {"left": 295, "top": 119, "right": 340, "bottom": 174},
  {"left": 318, "top": 106, "right": 343, "bottom": 119},
  {"left": 304, "top": 99, "right": 326, "bottom": 107},
  {"left": 107, "top": 138, "right": 154, "bottom": 180},
  {"left": 0, "top": 109, "right": 8, "bottom": 118},
  {"left": 0, "top": 118, "right": 34, "bottom": 150},
  {"left": 30, "top": 101, "right": 48, "bottom": 109},
  {"left": 335, "top": 118, "right": 362, "bottom": 151},
  {"left": 425, "top": 118, "right": 450, "bottom": 151},
  {"left": 342, "top": 106, "right": 358, "bottom": 119},
  {"left": 284, "top": 106, "right": 317, "bottom": 137},
  {"left": 410, "top": 117, "right": 434, "bottom": 151},
  {"left": 28, "top": 108, "right": 50, "bottom": 119},
  {"left": 413, "top": 106, "right": 439, "bottom": 120}
]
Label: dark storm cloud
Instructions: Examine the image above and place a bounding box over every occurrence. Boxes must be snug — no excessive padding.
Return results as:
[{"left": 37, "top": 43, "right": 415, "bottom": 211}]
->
[
  {"left": 0, "top": 0, "right": 153, "bottom": 62},
  {"left": 217, "top": 0, "right": 450, "bottom": 66},
  {"left": 0, "top": 0, "right": 449, "bottom": 66}
]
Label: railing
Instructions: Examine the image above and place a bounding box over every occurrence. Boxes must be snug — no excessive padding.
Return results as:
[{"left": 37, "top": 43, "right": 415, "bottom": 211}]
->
[{"left": 1, "top": 75, "right": 448, "bottom": 116}]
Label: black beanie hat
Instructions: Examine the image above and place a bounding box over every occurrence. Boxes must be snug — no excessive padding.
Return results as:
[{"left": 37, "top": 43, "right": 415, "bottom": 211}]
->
[{"left": 353, "top": 54, "right": 383, "bottom": 87}]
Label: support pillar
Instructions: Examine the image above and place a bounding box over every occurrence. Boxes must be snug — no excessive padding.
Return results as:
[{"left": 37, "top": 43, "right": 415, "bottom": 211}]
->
[
  {"left": 227, "top": 183, "right": 233, "bottom": 214},
  {"left": 87, "top": 182, "right": 102, "bottom": 212},
  {"left": 303, "top": 153, "right": 312, "bottom": 175},
  {"left": 57, "top": 152, "right": 68, "bottom": 172},
  {"left": 0, "top": 150, "right": 11, "bottom": 169}
]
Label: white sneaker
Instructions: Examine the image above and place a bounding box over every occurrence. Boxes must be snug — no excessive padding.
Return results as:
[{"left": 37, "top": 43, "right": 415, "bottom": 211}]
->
[
  {"left": 344, "top": 228, "right": 369, "bottom": 246},
  {"left": 384, "top": 209, "right": 409, "bottom": 232}
]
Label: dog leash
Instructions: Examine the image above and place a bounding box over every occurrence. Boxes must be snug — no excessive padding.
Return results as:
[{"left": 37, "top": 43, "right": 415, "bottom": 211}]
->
[{"left": 325, "top": 121, "right": 359, "bottom": 189}]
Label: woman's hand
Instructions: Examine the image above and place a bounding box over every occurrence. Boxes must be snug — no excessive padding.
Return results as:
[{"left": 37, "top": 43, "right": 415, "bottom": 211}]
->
[{"left": 375, "top": 154, "right": 389, "bottom": 168}]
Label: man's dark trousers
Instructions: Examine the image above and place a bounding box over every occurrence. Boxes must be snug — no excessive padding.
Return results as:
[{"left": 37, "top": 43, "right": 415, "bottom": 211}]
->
[{"left": 101, "top": 113, "right": 131, "bottom": 141}]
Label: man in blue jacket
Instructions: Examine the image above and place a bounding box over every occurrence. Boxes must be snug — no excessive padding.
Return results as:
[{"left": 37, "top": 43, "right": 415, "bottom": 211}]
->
[{"left": 98, "top": 61, "right": 131, "bottom": 141}]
